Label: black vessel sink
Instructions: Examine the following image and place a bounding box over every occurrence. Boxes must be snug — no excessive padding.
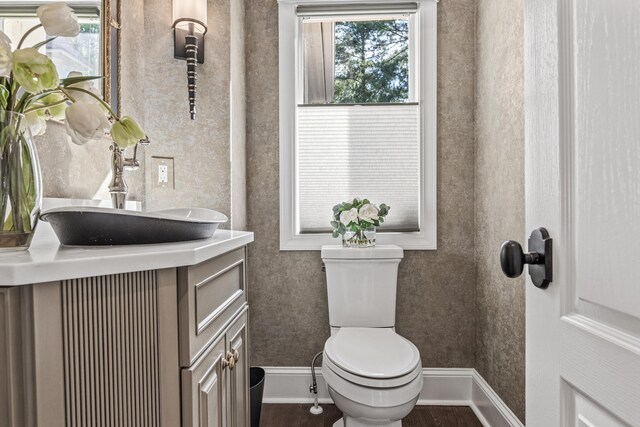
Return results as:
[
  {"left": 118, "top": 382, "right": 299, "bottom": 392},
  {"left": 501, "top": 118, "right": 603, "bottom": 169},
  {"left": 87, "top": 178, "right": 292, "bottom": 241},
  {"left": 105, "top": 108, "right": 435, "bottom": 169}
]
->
[{"left": 40, "top": 207, "right": 228, "bottom": 246}]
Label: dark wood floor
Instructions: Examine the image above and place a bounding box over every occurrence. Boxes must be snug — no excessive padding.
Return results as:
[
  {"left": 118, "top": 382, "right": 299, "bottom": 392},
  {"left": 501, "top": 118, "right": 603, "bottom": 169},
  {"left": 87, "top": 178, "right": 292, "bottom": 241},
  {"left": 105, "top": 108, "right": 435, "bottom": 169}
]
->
[{"left": 260, "top": 404, "right": 483, "bottom": 427}]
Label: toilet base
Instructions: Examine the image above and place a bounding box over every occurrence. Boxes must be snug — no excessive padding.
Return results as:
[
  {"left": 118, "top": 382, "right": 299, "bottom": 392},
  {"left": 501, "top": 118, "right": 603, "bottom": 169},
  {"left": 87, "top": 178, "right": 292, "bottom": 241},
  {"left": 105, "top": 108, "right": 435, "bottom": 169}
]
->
[{"left": 333, "top": 416, "right": 402, "bottom": 427}]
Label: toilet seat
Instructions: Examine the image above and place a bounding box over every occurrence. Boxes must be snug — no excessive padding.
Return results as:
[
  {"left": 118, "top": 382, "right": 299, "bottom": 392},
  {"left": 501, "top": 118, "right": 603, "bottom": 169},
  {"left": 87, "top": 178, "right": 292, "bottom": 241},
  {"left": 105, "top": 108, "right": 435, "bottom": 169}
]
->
[
  {"left": 324, "top": 328, "right": 421, "bottom": 388},
  {"left": 324, "top": 355, "right": 422, "bottom": 389},
  {"left": 323, "top": 358, "right": 423, "bottom": 410}
]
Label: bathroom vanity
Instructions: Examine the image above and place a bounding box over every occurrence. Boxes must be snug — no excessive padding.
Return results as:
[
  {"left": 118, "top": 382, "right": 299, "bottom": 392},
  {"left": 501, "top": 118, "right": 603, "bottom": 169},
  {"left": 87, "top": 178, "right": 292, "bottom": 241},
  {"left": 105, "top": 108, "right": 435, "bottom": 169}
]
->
[{"left": 0, "top": 224, "right": 254, "bottom": 427}]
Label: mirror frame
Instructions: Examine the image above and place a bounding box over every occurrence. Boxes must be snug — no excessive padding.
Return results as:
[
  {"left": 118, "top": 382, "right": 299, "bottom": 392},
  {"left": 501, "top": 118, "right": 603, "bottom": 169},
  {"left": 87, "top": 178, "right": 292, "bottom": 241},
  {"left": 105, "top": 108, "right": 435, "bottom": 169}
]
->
[{"left": 102, "top": 0, "right": 121, "bottom": 113}]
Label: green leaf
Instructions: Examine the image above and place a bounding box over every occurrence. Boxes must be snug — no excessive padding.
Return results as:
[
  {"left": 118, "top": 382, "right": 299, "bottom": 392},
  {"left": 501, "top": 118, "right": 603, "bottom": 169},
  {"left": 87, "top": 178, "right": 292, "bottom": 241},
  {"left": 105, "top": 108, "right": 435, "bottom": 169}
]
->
[
  {"left": 0, "top": 85, "right": 8, "bottom": 110},
  {"left": 3, "top": 211, "right": 13, "bottom": 231},
  {"left": 19, "top": 134, "right": 35, "bottom": 232},
  {"left": 378, "top": 203, "right": 390, "bottom": 217},
  {"left": 330, "top": 220, "right": 339, "bottom": 228},
  {"left": 332, "top": 231, "right": 340, "bottom": 238},
  {"left": 32, "top": 37, "right": 57, "bottom": 50},
  {"left": 60, "top": 75, "right": 105, "bottom": 87}
]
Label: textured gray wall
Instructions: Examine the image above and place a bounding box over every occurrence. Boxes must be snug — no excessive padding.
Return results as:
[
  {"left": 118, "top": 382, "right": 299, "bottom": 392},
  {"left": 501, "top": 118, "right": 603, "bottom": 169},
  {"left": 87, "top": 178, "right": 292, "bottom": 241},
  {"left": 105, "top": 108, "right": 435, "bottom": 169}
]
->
[
  {"left": 475, "top": 0, "right": 525, "bottom": 421},
  {"left": 118, "top": 0, "right": 146, "bottom": 202},
  {"left": 135, "top": 0, "right": 231, "bottom": 217},
  {"left": 245, "top": 0, "right": 477, "bottom": 368},
  {"left": 230, "top": 0, "right": 247, "bottom": 230}
]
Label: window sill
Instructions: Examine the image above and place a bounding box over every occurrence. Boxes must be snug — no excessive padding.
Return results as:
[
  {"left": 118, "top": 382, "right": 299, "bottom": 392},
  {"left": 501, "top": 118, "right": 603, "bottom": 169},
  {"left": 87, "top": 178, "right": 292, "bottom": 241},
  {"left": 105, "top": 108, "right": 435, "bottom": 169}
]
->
[{"left": 280, "top": 231, "right": 437, "bottom": 251}]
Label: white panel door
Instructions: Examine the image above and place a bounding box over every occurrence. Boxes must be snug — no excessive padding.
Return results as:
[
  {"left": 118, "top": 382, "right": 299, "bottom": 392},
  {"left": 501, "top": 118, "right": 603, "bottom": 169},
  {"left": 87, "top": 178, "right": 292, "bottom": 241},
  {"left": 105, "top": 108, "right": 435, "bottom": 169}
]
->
[{"left": 525, "top": 0, "right": 640, "bottom": 426}]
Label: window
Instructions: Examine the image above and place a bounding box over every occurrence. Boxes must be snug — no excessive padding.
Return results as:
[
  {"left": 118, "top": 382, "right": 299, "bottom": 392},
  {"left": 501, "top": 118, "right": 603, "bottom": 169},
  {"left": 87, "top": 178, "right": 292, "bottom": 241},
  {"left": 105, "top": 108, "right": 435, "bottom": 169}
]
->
[{"left": 279, "top": 0, "right": 437, "bottom": 250}]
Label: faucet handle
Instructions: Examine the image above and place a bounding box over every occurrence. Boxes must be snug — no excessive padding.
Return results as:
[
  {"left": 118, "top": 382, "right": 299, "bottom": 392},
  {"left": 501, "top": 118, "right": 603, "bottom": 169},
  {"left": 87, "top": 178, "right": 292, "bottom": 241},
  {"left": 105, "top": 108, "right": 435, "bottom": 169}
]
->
[
  {"left": 122, "top": 143, "right": 142, "bottom": 170},
  {"left": 123, "top": 159, "right": 140, "bottom": 170}
]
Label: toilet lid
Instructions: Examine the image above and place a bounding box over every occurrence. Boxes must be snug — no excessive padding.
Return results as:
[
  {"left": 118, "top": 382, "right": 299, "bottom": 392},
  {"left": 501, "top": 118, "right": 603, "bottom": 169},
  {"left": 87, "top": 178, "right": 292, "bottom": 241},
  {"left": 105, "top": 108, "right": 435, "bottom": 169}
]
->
[{"left": 324, "top": 328, "right": 421, "bottom": 379}]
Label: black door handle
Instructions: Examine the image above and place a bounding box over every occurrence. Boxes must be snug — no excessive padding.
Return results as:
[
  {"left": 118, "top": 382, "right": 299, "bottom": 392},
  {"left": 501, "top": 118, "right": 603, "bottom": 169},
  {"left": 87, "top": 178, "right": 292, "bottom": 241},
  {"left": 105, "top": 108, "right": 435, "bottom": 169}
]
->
[{"left": 500, "top": 228, "right": 552, "bottom": 289}]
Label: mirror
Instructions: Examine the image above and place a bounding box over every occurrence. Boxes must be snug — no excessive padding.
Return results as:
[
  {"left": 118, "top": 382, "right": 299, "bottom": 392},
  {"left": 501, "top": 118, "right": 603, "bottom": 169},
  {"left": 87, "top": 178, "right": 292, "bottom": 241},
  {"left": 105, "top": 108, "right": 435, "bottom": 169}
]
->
[{"left": 0, "top": 0, "right": 121, "bottom": 111}]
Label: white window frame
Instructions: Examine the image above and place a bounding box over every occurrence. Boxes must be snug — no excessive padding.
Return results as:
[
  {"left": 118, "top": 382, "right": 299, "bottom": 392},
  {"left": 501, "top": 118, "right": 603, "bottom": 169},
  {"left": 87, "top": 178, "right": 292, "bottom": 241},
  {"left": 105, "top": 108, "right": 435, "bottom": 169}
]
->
[{"left": 278, "top": 0, "right": 437, "bottom": 251}]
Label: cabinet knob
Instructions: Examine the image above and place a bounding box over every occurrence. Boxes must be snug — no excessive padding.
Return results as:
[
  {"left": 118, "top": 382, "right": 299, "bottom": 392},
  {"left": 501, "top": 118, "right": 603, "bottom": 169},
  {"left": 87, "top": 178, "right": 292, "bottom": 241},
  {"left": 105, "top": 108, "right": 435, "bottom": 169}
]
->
[{"left": 226, "top": 351, "right": 237, "bottom": 369}]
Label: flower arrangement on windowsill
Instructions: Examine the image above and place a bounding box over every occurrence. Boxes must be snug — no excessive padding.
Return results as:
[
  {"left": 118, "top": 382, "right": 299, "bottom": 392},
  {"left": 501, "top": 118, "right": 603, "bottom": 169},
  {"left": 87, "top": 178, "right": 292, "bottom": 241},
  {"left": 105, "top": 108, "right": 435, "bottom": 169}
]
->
[
  {"left": 331, "top": 198, "right": 390, "bottom": 248},
  {"left": 0, "top": 2, "right": 147, "bottom": 250}
]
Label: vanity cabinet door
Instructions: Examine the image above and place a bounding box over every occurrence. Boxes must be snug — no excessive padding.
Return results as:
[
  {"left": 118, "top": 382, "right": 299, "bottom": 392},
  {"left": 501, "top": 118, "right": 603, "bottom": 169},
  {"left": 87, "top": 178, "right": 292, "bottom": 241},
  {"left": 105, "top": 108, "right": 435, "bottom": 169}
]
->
[
  {"left": 226, "top": 312, "right": 249, "bottom": 427},
  {"left": 182, "top": 308, "right": 250, "bottom": 427},
  {"left": 182, "top": 336, "right": 227, "bottom": 427}
]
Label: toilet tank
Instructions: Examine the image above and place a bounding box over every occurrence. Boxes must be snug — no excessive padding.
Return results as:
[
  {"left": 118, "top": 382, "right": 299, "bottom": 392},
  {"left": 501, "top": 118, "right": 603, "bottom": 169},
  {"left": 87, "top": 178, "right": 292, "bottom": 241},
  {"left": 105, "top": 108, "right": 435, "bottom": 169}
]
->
[{"left": 321, "top": 245, "right": 403, "bottom": 328}]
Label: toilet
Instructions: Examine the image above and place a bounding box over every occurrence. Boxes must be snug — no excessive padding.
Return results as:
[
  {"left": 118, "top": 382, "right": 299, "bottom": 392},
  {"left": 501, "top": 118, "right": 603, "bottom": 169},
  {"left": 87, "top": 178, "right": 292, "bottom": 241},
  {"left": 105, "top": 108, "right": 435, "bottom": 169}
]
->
[{"left": 321, "top": 245, "right": 423, "bottom": 427}]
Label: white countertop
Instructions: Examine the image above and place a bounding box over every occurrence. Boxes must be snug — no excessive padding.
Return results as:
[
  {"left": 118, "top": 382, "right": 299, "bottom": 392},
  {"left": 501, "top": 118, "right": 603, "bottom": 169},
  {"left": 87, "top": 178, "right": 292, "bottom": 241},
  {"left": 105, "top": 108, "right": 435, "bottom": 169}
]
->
[{"left": 0, "top": 222, "right": 254, "bottom": 287}]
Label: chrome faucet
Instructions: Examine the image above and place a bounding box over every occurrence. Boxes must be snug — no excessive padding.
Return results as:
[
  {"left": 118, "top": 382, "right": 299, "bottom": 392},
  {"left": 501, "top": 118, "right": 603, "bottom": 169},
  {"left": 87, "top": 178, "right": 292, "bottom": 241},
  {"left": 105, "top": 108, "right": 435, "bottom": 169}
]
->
[{"left": 109, "top": 138, "right": 150, "bottom": 209}]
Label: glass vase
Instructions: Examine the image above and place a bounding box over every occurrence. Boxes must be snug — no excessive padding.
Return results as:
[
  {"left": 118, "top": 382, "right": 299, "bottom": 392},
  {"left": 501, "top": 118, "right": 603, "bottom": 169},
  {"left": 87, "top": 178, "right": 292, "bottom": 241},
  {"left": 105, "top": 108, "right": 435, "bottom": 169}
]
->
[
  {"left": 342, "top": 226, "right": 376, "bottom": 248},
  {"left": 0, "top": 112, "right": 42, "bottom": 250}
]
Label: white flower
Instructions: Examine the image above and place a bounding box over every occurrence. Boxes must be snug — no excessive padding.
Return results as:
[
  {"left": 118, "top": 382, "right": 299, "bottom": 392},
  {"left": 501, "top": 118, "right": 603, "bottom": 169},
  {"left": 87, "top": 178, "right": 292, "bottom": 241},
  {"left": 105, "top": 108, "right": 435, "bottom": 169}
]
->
[
  {"left": 358, "top": 203, "right": 379, "bottom": 222},
  {"left": 339, "top": 208, "right": 359, "bottom": 226},
  {"left": 0, "top": 31, "right": 10, "bottom": 47},
  {"left": 0, "top": 31, "right": 12, "bottom": 77},
  {"left": 37, "top": 3, "right": 80, "bottom": 37},
  {"left": 12, "top": 48, "right": 59, "bottom": 93},
  {"left": 66, "top": 71, "right": 102, "bottom": 104},
  {"left": 23, "top": 110, "right": 47, "bottom": 137},
  {"left": 64, "top": 100, "right": 110, "bottom": 145}
]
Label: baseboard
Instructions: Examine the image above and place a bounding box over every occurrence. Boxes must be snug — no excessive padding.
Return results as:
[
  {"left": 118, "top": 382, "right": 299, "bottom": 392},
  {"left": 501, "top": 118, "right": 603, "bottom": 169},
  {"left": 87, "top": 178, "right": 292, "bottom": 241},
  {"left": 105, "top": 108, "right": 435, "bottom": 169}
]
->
[
  {"left": 469, "top": 370, "right": 524, "bottom": 427},
  {"left": 262, "top": 366, "right": 333, "bottom": 404},
  {"left": 262, "top": 367, "right": 523, "bottom": 427}
]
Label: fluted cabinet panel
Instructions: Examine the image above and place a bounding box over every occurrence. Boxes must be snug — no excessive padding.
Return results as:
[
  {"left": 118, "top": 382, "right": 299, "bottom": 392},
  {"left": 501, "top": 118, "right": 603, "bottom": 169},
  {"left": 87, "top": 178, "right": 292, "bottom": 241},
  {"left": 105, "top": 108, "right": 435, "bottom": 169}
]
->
[
  {"left": 61, "top": 271, "right": 160, "bottom": 427},
  {"left": 0, "top": 288, "right": 25, "bottom": 427}
]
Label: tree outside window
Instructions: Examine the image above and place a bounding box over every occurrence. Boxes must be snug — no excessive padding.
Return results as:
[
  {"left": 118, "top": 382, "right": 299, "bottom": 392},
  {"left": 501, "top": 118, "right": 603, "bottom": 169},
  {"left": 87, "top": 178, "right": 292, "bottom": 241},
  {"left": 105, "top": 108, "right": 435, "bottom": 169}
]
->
[{"left": 333, "top": 19, "right": 409, "bottom": 104}]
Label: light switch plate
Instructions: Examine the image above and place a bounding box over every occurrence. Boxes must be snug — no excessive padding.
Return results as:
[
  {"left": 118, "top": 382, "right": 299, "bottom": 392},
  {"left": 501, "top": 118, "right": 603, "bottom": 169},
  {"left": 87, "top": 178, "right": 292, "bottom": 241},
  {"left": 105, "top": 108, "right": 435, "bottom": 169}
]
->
[{"left": 151, "top": 156, "right": 174, "bottom": 189}]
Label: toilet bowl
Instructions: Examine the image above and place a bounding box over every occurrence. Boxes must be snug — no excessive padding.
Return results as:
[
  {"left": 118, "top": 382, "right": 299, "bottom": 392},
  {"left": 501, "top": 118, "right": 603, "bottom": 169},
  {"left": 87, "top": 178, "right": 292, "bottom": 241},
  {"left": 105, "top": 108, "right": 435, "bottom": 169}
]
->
[
  {"left": 322, "top": 327, "right": 423, "bottom": 427},
  {"left": 321, "top": 245, "right": 422, "bottom": 426}
]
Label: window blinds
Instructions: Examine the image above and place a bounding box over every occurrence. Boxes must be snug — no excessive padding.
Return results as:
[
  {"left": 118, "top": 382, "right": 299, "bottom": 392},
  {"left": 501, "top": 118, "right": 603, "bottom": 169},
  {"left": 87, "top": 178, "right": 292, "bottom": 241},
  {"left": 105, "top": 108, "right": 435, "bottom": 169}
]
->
[
  {"left": 297, "top": 104, "right": 421, "bottom": 232},
  {"left": 296, "top": 3, "right": 418, "bottom": 18},
  {"left": 0, "top": 5, "right": 100, "bottom": 17}
]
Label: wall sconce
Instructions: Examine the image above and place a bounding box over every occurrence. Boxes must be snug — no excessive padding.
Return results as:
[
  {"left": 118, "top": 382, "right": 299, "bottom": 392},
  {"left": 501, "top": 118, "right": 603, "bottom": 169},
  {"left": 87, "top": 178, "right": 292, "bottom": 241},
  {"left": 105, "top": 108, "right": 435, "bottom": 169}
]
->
[{"left": 172, "top": 0, "right": 207, "bottom": 120}]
